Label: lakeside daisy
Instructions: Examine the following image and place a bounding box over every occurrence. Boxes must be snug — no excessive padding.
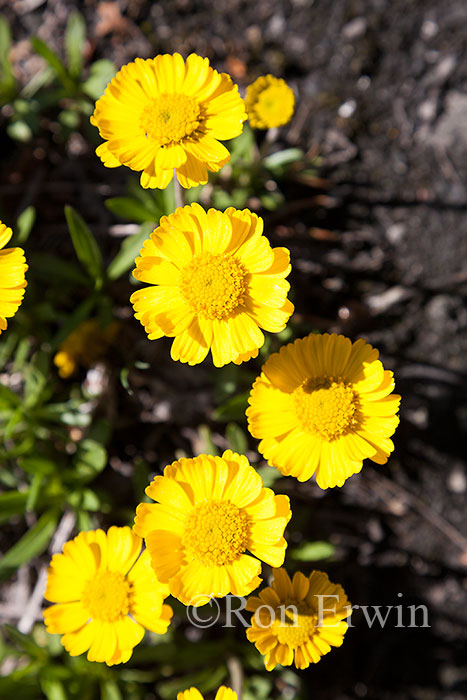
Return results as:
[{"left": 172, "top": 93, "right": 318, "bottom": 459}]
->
[
  {"left": 245, "top": 75, "right": 295, "bottom": 129},
  {"left": 247, "top": 333, "right": 401, "bottom": 488},
  {"left": 178, "top": 688, "right": 236, "bottom": 700},
  {"left": 43, "top": 527, "right": 172, "bottom": 665},
  {"left": 90, "top": 53, "right": 246, "bottom": 189},
  {"left": 0, "top": 221, "right": 28, "bottom": 335},
  {"left": 246, "top": 568, "right": 351, "bottom": 670},
  {"left": 133, "top": 450, "right": 291, "bottom": 606},
  {"left": 131, "top": 203, "right": 293, "bottom": 367}
]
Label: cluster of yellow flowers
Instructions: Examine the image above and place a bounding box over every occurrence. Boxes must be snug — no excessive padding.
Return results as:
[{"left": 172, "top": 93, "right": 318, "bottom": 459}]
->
[{"left": 1, "top": 52, "right": 400, "bottom": 692}]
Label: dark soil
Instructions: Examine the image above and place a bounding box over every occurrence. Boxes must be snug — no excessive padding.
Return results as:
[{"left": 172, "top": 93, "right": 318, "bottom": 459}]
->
[{"left": 1, "top": 1, "right": 467, "bottom": 698}]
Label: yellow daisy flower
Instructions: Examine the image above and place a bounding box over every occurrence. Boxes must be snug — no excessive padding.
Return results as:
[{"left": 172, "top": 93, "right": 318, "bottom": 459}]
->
[
  {"left": 90, "top": 53, "right": 247, "bottom": 189},
  {"left": 246, "top": 568, "right": 351, "bottom": 671},
  {"left": 43, "top": 526, "right": 173, "bottom": 665},
  {"left": 0, "top": 221, "right": 28, "bottom": 335},
  {"left": 245, "top": 75, "right": 295, "bottom": 129},
  {"left": 178, "top": 687, "right": 236, "bottom": 700},
  {"left": 247, "top": 333, "right": 401, "bottom": 489},
  {"left": 133, "top": 450, "right": 291, "bottom": 606},
  {"left": 130, "top": 203, "right": 294, "bottom": 367},
  {"left": 54, "top": 319, "right": 119, "bottom": 378}
]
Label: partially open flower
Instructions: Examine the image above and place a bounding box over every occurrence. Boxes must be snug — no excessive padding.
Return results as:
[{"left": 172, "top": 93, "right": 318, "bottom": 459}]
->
[
  {"left": 246, "top": 568, "right": 351, "bottom": 670},
  {"left": 53, "top": 319, "right": 118, "bottom": 378},
  {"left": 245, "top": 75, "right": 295, "bottom": 129}
]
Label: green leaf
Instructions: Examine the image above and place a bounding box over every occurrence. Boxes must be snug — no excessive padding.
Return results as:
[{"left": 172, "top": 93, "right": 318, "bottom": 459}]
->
[
  {"left": 50, "top": 295, "right": 96, "bottom": 350},
  {"left": 41, "top": 679, "right": 67, "bottom": 700},
  {"left": 212, "top": 391, "right": 249, "bottom": 421},
  {"left": 0, "top": 491, "right": 28, "bottom": 523},
  {"left": 4, "top": 625, "right": 47, "bottom": 660},
  {"left": 72, "top": 438, "right": 107, "bottom": 483},
  {"left": 65, "top": 11, "right": 86, "bottom": 78},
  {"left": 225, "top": 422, "right": 248, "bottom": 455},
  {"left": 263, "top": 147, "right": 304, "bottom": 171},
  {"left": 255, "top": 465, "right": 279, "bottom": 488},
  {"left": 23, "top": 350, "right": 50, "bottom": 408},
  {"left": 0, "top": 509, "right": 58, "bottom": 581},
  {"left": 7, "top": 120, "right": 32, "bottom": 142},
  {"left": 0, "top": 383, "right": 21, "bottom": 409},
  {"left": 15, "top": 205, "right": 36, "bottom": 243},
  {"left": 19, "top": 456, "right": 55, "bottom": 477},
  {"left": 105, "top": 196, "right": 159, "bottom": 223},
  {"left": 0, "top": 15, "right": 16, "bottom": 99},
  {"left": 25, "top": 474, "right": 44, "bottom": 513},
  {"left": 107, "top": 222, "right": 154, "bottom": 280},
  {"left": 101, "top": 679, "right": 123, "bottom": 700},
  {"left": 64, "top": 205, "right": 104, "bottom": 286},
  {"left": 31, "top": 37, "right": 74, "bottom": 92},
  {"left": 291, "top": 540, "right": 336, "bottom": 562},
  {"left": 28, "top": 252, "right": 91, "bottom": 287},
  {"left": 82, "top": 59, "right": 116, "bottom": 100}
]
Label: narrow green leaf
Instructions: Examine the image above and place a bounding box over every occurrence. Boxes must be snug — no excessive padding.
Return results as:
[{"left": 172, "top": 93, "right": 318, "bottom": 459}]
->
[
  {"left": 105, "top": 196, "right": 159, "bottom": 223},
  {"left": 64, "top": 205, "right": 103, "bottom": 285},
  {"left": 0, "top": 491, "right": 28, "bottom": 523},
  {"left": 291, "top": 540, "right": 336, "bottom": 562},
  {"left": 28, "top": 252, "right": 91, "bottom": 287},
  {"left": 23, "top": 349, "right": 50, "bottom": 408},
  {"left": 19, "top": 456, "right": 55, "bottom": 477},
  {"left": 4, "top": 624, "right": 46, "bottom": 660},
  {"left": 50, "top": 295, "right": 96, "bottom": 350},
  {"left": 25, "top": 474, "right": 44, "bottom": 513},
  {"left": 72, "top": 439, "right": 107, "bottom": 483},
  {"left": 31, "top": 37, "right": 73, "bottom": 91},
  {"left": 65, "top": 11, "right": 86, "bottom": 78},
  {"left": 0, "top": 510, "right": 58, "bottom": 581},
  {"left": 225, "top": 422, "right": 248, "bottom": 454},
  {"left": 107, "top": 222, "right": 154, "bottom": 280},
  {"left": 41, "top": 679, "right": 67, "bottom": 700},
  {"left": 0, "top": 383, "right": 21, "bottom": 408},
  {"left": 82, "top": 59, "right": 116, "bottom": 100},
  {"left": 212, "top": 391, "right": 249, "bottom": 421},
  {"left": 0, "top": 15, "right": 16, "bottom": 98},
  {"left": 16, "top": 205, "right": 36, "bottom": 243},
  {"left": 101, "top": 679, "right": 123, "bottom": 700},
  {"left": 263, "top": 147, "right": 304, "bottom": 170}
]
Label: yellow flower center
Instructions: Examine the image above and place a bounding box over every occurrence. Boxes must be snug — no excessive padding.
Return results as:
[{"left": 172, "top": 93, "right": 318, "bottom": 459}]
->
[
  {"left": 183, "top": 500, "right": 249, "bottom": 566},
  {"left": 293, "top": 376, "right": 357, "bottom": 441},
  {"left": 257, "top": 86, "right": 284, "bottom": 118},
  {"left": 140, "top": 93, "right": 200, "bottom": 144},
  {"left": 180, "top": 253, "right": 246, "bottom": 320},
  {"left": 274, "top": 603, "right": 318, "bottom": 649},
  {"left": 82, "top": 571, "right": 131, "bottom": 622}
]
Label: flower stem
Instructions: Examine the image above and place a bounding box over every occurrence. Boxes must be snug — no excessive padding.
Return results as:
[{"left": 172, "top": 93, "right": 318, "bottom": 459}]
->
[
  {"left": 173, "top": 171, "right": 184, "bottom": 209},
  {"left": 227, "top": 656, "right": 243, "bottom": 700}
]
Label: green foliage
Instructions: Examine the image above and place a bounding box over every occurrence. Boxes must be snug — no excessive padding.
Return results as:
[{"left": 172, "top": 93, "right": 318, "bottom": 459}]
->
[
  {"left": 0, "top": 16, "right": 329, "bottom": 700},
  {"left": 65, "top": 11, "right": 86, "bottom": 79},
  {"left": 0, "top": 510, "right": 58, "bottom": 580},
  {"left": 65, "top": 205, "right": 104, "bottom": 287},
  {"left": 0, "top": 15, "right": 16, "bottom": 102},
  {"left": 291, "top": 540, "right": 336, "bottom": 562}
]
